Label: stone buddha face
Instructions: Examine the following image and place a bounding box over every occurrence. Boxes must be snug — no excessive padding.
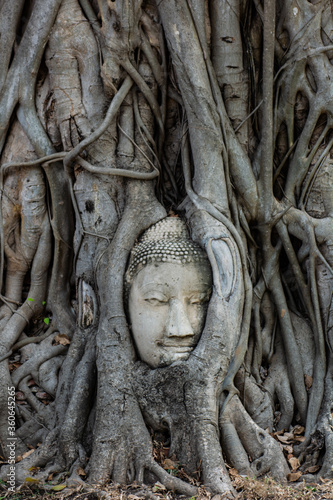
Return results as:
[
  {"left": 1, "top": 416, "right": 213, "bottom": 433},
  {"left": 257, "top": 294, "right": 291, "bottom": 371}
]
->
[{"left": 126, "top": 218, "right": 212, "bottom": 368}]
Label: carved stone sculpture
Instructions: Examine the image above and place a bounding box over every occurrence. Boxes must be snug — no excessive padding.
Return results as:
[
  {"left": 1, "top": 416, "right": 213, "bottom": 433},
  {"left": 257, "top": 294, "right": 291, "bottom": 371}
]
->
[{"left": 125, "top": 217, "right": 212, "bottom": 367}]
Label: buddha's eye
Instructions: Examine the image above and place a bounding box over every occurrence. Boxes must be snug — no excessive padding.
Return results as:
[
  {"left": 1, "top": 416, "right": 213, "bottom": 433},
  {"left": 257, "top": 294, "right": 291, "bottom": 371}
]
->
[
  {"left": 188, "top": 293, "right": 210, "bottom": 305},
  {"left": 144, "top": 297, "right": 168, "bottom": 306},
  {"left": 189, "top": 299, "right": 202, "bottom": 305}
]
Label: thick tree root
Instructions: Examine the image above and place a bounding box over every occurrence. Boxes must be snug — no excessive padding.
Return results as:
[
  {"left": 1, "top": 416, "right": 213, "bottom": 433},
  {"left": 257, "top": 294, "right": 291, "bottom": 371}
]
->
[
  {"left": 59, "top": 332, "right": 97, "bottom": 467},
  {"left": 311, "top": 356, "right": 333, "bottom": 478},
  {"left": 220, "top": 395, "right": 289, "bottom": 481},
  {"left": 235, "top": 367, "right": 274, "bottom": 432},
  {"left": 132, "top": 361, "right": 235, "bottom": 496}
]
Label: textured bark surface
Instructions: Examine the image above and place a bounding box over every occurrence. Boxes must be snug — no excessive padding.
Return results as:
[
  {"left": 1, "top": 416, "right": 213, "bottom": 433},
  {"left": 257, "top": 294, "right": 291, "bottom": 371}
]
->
[{"left": 0, "top": 0, "right": 333, "bottom": 497}]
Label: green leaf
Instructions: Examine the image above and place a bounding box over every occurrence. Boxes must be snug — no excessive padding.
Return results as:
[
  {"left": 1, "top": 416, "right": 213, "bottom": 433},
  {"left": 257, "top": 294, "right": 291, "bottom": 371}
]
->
[
  {"left": 44, "top": 317, "right": 50, "bottom": 325},
  {"left": 42, "top": 301, "right": 46, "bottom": 305},
  {"left": 51, "top": 484, "right": 67, "bottom": 491},
  {"left": 25, "top": 477, "right": 40, "bottom": 484},
  {"left": 27, "top": 297, "right": 34, "bottom": 302}
]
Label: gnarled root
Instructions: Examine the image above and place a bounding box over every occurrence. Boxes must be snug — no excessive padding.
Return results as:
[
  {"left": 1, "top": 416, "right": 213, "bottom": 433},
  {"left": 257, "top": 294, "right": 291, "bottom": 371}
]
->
[
  {"left": 59, "top": 331, "right": 97, "bottom": 468},
  {"left": 220, "top": 395, "right": 289, "bottom": 481},
  {"left": 309, "top": 355, "right": 333, "bottom": 478},
  {"left": 0, "top": 429, "right": 59, "bottom": 484},
  {"left": 132, "top": 362, "right": 235, "bottom": 496},
  {"left": 235, "top": 367, "right": 274, "bottom": 431}
]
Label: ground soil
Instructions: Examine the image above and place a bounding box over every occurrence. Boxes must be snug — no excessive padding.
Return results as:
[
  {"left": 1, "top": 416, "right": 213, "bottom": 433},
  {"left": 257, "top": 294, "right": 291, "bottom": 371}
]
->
[{"left": 1, "top": 475, "right": 332, "bottom": 500}]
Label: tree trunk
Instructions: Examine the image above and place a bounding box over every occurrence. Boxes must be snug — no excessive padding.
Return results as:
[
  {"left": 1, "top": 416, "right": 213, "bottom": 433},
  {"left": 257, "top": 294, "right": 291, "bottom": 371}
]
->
[{"left": 0, "top": 0, "right": 333, "bottom": 496}]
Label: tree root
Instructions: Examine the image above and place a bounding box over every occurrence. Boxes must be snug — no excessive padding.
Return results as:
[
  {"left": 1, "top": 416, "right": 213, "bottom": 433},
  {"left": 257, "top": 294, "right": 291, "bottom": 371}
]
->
[
  {"left": 235, "top": 368, "right": 274, "bottom": 432},
  {"left": 11, "top": 334, "right": 67, "bottom": 388},
  {"left": 59, "top": 332, "right": 97, "bottom": 467},
  {"left": 0, "top": 429, "right": 59, "bottom": 484},
  {"left": 311, "top": 356, "right": 333, "bottom": 478},
  {"left": 132, "top": 360, "right": 235, "bottom": 496},
  {"left": 220, "top": 395, "right": 289, "bottom": 481}
]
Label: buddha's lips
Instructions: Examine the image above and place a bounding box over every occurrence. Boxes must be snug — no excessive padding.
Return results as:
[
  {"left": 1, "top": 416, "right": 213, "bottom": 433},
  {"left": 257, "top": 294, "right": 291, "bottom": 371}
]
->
[{"left": 159, "top": 344, "right": 194, "bottom": 351}]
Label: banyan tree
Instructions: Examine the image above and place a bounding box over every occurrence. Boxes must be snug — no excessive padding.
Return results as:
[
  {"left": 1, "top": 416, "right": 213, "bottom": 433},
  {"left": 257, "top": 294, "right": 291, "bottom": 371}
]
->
[{"left": 0, "top": 0, "right": 333, "bottom": 497}]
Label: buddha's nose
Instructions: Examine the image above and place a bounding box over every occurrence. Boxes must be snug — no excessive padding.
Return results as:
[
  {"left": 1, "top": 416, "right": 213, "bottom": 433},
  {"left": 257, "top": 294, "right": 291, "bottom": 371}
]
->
[{"left": 166, "top": 299, "right": 194, "bottom": 337}]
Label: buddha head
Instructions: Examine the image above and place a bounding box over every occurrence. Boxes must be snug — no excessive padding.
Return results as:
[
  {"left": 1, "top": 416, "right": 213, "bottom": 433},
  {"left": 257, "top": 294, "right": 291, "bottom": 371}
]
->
[{"left": 125, "top": 217, "right": 212, "bottom": 368}]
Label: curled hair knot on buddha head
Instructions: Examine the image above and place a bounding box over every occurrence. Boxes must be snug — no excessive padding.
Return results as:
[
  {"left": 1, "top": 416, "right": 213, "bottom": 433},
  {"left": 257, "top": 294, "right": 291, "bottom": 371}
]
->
[{"left": 125, "top": 217, "right": 209, "bottom": 290}]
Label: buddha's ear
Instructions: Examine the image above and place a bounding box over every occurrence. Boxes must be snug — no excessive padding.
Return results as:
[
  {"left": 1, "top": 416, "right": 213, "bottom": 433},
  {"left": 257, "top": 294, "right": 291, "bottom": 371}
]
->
[{"left": 206, "top": 238, "right": 236, "bottom": 301}]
